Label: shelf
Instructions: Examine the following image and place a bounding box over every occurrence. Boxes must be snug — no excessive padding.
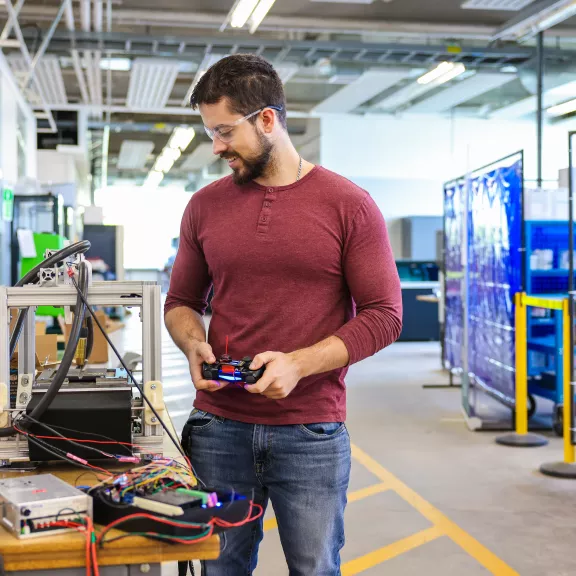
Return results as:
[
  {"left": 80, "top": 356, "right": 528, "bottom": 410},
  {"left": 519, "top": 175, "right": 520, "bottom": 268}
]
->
[
  {"left": 527, "top": 335, "right": 557, "bottom": 354},
  {"left": 529, "top": 269, "right": 573, "bottom": 276},
  {"left": 529, "top": 318, "right": 555, "bottom": 325}
]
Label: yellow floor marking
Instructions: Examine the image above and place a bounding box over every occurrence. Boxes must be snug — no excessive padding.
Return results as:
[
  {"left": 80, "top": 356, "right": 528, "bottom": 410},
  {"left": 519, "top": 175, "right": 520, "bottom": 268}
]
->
[
  {"left": 341, "top": 525, "right": 444, "bottom": 576},
  {"left": 351, "top": 444, "right": 519, "bottom": 576},
  {"left": 263, "top": 482, "right": 390, "bottom": 533}
]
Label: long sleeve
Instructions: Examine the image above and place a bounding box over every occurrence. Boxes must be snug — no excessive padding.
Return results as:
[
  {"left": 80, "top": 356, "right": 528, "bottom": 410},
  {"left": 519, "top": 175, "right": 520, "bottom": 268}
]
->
[
  {"left": 164, "top": 201, "right": 212, "bottom": 317},
  {"left": 334, "top": 195, "right": 403, "bottom": 364}
]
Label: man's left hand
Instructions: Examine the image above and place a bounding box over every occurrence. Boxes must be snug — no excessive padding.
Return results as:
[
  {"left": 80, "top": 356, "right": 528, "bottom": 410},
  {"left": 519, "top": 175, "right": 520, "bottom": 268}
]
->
[{"left": 244, "top": 351, "right": 302, "bottom": 399}]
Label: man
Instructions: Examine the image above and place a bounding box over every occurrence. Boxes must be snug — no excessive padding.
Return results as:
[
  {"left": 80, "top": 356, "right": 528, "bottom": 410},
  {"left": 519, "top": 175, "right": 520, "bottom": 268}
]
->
[{"left": 165, "top": 54, "right": 402, "bottom": 576}]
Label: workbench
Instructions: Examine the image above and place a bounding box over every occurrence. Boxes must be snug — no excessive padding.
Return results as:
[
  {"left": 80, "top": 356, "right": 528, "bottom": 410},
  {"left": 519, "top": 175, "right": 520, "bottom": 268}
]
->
[{"left": 0, "top": 417, "right": 220, "bottom": 575}]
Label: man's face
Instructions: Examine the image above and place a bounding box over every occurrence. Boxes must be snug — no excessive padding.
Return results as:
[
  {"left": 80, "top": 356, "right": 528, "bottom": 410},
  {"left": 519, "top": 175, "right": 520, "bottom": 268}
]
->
[{"left": 200, "top": 99, "right": 273, "bottom": 185}]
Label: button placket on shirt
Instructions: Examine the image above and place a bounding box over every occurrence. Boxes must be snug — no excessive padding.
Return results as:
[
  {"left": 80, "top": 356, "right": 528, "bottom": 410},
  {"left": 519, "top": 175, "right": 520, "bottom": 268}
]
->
[{"left": 257, "top": 187, "right": 276, "bottom": 234}]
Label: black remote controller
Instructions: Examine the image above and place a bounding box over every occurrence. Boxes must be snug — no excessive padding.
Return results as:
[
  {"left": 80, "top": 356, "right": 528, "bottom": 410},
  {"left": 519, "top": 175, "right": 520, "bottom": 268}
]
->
[{"left": 202, "top": 355, "right": 265, "bottom": 385}]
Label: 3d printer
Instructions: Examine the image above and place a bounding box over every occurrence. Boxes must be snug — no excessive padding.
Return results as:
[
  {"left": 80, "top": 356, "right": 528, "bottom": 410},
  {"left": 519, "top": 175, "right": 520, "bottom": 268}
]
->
[{"left": 0, "top": 240, "right": 165, "bottom": 466}]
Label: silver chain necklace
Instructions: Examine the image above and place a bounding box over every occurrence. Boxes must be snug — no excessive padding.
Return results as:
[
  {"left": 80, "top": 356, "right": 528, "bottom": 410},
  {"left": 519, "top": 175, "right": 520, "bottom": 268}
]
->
[{"left": 296, "top": 156, "right": 302, "bottom": 181}]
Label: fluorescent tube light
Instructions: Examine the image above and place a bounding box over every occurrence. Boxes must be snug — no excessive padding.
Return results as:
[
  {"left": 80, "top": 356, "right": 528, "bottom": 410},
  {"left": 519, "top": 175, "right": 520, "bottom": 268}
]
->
[
  {"left": 144, "top": 170, "right": 164, "bottom": 189},
  {"left": 230, "top": 0, "right": 259, "bottom": 28},
  {"left": 249, "top": 0, "right": 276, "bottom": 33},
  {"left": 160, "top": 147, "right": 182, "bottom": 163},
  {"left": 547, "top": 98, "right": 576, "bottom": 117},
  {"left": 100, "top": 58, "right": 131, "bottom": 71},
  {"left": 154, "top": 155, "right": 176, "bottom": 173},
  {"left": 417, "top": 62, "right": 465, "bottom": 85},
  {"left": 168, "top": 127, "right": 196, "bottom": 151},
  {"left": 434, "top": 63, "right": 466, "bottom": 85}
]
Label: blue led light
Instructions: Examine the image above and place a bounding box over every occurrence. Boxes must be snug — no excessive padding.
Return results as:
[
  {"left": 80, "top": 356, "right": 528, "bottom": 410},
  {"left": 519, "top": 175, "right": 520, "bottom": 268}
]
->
[{"left": 219, "top": 374, "right": 241, "bottom": 382}]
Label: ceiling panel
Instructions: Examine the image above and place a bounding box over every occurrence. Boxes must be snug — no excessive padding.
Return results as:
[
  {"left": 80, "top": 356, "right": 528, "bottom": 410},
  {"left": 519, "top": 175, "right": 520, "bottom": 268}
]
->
[
  {"left": 312, "top": 69, "right": 410, "bottom": 113},
  {"left": 127, "top": 58, "right": 180, "bottom": 109},
  {"left": 8, "top": 54, "right": 67, "bottom": 106},
  {"left": 407, "top": 72, "right": 516, "bottom": 113},
  {"left": 180, "top": 142, "right": 217, "bottom": 171},
  {"left": 117, "top": 140, "right": 155, "bottom": 169}
]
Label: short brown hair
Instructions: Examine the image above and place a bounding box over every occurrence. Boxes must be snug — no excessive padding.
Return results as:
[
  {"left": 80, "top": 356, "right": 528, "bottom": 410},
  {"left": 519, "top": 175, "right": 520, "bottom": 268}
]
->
[{"left": 190, "top": 54, "right": 287, "bottom": 129}]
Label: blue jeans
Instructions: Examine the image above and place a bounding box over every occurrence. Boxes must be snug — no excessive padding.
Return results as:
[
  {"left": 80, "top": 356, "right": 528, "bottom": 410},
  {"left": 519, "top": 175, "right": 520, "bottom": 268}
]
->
[{"left": 182, "top": 410, "right": 351, "bottom": 576}]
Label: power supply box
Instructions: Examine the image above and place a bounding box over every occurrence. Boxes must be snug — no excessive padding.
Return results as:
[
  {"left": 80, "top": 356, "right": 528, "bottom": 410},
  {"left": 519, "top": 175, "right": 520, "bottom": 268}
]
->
[{"left": 0, "top": 474, "right": 92, "bottom": 539}]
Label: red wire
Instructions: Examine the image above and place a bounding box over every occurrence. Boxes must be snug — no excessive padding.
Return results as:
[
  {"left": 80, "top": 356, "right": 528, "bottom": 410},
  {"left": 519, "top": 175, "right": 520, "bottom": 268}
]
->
[
  {"left": 24, "top": 433, "right": 145, "bottom": 449},
  {"left": 14, "top": 425, "right": 112, "bottom": 477}
]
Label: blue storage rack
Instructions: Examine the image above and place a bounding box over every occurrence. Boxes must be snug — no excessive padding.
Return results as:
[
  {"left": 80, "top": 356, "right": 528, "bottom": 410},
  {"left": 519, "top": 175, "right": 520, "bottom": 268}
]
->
[{"left": 525, "top": 220, "right": 575, "bottom": 405}]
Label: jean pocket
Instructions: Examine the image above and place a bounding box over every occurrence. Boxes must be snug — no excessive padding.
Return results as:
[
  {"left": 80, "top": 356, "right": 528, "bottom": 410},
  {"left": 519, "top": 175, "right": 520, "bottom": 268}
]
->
[
  {"left": 299, "top": 422, "right": 346, "bottom": 438},
  {"left": 186, "top": 409, "right": 217, "bottom": 431}
]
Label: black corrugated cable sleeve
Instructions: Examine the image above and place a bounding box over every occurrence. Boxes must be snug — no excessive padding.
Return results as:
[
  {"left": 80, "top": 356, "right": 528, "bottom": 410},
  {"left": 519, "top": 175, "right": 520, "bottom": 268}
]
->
[
  {"left": 0, "top": 258, "right": 90, "bottom": 438},
  {"left": 9, "top": 240, "right": 91, "bottom": 358}
]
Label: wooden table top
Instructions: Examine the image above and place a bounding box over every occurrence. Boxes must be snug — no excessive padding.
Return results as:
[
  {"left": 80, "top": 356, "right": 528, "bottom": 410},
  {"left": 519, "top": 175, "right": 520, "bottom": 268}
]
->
[{"left": 0, "top": 416, "right": 220, "bottom": 572}]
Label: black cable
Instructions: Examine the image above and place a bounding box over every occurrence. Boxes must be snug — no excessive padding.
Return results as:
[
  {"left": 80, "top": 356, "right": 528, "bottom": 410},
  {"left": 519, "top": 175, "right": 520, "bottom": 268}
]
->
[
  {"left": 9, "top": 240, "right": 91, "bottom": 358},
  {"left": 24, "top": 434, "right": 109, "bottom": 475},
  {"left": 66, "top": 269, "right": 191, "bottom": 467},
  {"left": 85, "top": 316, "right": 94, "bottom": 361},
  {"left": 17, "top": 415, "right": 117, "bottom": 461},
  {"left": 0, "top": 257, "right": 90, "bottom": 438},
  {"left": 25, "top": 418, "right": 133, "bottom": 456}
]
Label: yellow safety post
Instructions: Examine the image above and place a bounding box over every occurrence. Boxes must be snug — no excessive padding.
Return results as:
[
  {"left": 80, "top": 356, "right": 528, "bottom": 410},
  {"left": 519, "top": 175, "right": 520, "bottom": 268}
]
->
[
  {"left": 541, "top": 298, "right": 576, "bottom": 478},
  {"left": 496, "top": 292, "right": 548, "bottom": 447}
]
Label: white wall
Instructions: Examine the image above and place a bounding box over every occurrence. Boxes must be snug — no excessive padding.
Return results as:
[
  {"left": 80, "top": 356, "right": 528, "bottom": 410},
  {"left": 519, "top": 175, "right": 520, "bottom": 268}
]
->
[
  {"left": 0, "top": 52, "right": 37, "bottom": 285},
  {"left": 319, "top": 113, "right": 570, "bottom": 255},
  {"left": 0, "top": 52, "right": 37, "bottom": 183}
]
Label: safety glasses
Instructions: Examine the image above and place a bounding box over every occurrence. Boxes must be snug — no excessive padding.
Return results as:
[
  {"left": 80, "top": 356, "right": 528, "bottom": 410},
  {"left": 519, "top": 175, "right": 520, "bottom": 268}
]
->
[{"left": 203, "top": 105, "right": 283, "bottom": 143}]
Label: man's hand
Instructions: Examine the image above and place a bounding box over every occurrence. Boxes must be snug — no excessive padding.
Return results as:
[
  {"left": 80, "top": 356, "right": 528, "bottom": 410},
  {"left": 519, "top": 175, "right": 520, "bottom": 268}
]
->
[
  {"left": 244, "top": 351, "right": 302, "bottom": 399},
  {"left": 188, "top": 342, "right": 227, "bottom": 393}
]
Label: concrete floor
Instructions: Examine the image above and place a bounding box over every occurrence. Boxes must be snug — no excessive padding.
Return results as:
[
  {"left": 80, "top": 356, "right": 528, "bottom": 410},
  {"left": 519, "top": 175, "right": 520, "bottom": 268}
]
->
[{"left": 112, "top": 313, "right": 576, "bottom": 576}]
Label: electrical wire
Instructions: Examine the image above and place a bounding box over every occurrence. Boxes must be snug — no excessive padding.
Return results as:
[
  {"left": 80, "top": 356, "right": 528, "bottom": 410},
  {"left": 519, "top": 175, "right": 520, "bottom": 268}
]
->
[
  {"left": 66, "top": 266, "right": 193, "bottom": 471},
  {"left": 1, "top": 255, "right": 91, "bottom": 438}
]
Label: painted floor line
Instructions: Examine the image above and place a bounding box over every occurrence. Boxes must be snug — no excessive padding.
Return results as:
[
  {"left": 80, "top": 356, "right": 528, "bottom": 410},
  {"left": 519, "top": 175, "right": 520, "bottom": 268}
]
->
[
  {"left": 351, "top": 443, "right": 520, "bottom": 576},
  {"left": 263, "top": 482, "right": 391, "bottom": 533},
  {"left": 340, "top": 525, "right": 444, "bottom": 576}
]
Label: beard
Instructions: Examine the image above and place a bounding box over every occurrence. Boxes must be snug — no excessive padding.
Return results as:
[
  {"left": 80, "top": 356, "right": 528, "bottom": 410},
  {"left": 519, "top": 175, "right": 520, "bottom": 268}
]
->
[{"left": 221, "top": 130, "right": 274, "bottom": 186}]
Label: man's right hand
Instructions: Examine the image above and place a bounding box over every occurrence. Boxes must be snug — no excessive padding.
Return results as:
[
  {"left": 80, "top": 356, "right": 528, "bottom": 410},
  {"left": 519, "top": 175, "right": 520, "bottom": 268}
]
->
[{"left": 188, "top": 341, "right": 228, "bottom": 392}]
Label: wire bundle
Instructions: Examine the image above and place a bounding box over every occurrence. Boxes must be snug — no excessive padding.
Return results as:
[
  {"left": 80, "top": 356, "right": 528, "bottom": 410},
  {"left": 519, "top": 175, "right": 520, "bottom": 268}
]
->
[{"left": 51, "top": 516, "right": 99, "bottom": 576}]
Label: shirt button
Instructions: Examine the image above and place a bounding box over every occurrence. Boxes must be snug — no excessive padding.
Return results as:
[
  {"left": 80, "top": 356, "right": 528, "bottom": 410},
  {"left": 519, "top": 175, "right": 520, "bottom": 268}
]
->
[
  {"left": 264, "top": 202, "right": 270, "bottom": 208},
  {"left": 261, "top": 216, "right": 267, "bottom": 222},
  {"left": 267, "top": 188, "right": 273, "bottom": 193}
]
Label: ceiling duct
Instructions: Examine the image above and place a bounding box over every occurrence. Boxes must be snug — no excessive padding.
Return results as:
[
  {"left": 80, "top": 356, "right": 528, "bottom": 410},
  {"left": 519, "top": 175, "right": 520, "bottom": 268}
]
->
[
  {"left": 127, "top": 58, "right": 180, "bottom": 109},
  {"left": 407, "top": 72, "right": 517, "bottom": 113},
  {"left": 313, "top": 70, "right": 410, "bottom": 114}
]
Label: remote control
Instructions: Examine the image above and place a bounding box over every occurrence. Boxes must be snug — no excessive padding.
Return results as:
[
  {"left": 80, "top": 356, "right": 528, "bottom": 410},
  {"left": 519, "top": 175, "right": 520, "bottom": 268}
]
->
[{"left": 202, "top": 355, "right": 265, "bottom": 386}]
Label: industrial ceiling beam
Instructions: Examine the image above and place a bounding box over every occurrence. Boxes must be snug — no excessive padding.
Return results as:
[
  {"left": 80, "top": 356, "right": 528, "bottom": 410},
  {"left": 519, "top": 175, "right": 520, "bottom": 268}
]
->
[
  {"left": 13, "top": 29, "right": 576, "bottom": 69},
  {"left": 493, "top": 0, "right": 576, "bottom": 40},
  {"left": 22, "top": 0, "right": 68, "bottom": 89}
]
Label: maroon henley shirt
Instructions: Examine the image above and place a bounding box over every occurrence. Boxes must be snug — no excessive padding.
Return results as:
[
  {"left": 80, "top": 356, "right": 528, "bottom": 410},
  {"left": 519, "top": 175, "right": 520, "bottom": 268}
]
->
[{"left": 165, "top": 165, "right": 402, "bottom": 425}]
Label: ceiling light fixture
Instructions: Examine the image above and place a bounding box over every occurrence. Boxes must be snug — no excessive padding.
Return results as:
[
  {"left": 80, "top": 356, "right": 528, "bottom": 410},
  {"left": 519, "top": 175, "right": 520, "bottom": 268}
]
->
[
  {"left": 547, "top": 98, "right": 576, "bottom": 117},
  {"left": 223, "top": 0, "right": 277, "bottom": 32},
  {"left": 168, "top": 127, "right": 196, "bottom": 152},
  {"left": 143, "top": 125, "right": 195, "bottom": 189},
  {"left": 144, "top": 170, "right": 164, "bottom": 189},
  {"left": 249, "top": 0, "right": 277, "bottom": 33},
  {"left": 230, "top": 0, "right": 260, "bottom": 28},
  {"left": 417, "top": 62, "right": 466, "bottom": 85}
]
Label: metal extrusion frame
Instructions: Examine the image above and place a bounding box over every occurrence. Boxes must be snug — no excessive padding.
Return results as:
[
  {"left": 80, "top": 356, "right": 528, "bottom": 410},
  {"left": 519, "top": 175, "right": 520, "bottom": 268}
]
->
[{"left": 0, "top": 281, "right": 164, "bottom": 462}]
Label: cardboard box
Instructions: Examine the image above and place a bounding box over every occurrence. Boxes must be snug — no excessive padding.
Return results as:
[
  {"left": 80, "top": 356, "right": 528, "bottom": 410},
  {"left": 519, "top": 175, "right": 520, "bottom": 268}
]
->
[
  {"left": 35, "top": 334, "right": 58, "bottom": 365},
  {"left": 64, "top": 310, "right": 109, "bottom": 364}
]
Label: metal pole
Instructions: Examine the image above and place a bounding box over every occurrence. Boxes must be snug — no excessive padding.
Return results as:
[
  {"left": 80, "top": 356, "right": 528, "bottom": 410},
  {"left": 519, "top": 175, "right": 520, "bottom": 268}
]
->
[
  {"left": 22, "top": 0, "right": 68, "bottom": 89},
  {"left": 0, "top": 0, "right": 25, "bottom": 41},
  {"left": 569, "top": 133, "right": 574, "bottom": 293},
  {"left": 536, "top": 31, "right": 544, "bottom": 189}
]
